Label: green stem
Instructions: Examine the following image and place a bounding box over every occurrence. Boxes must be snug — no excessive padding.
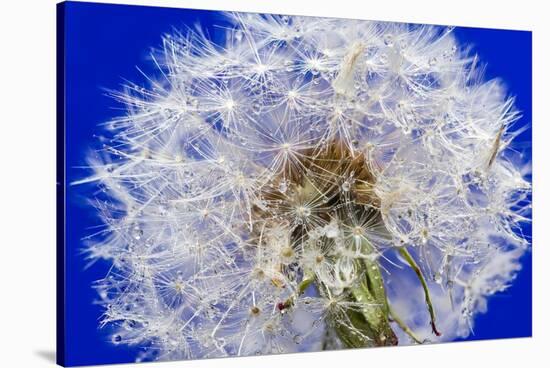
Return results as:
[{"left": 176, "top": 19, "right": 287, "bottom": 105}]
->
[
  {"left": 398, "top": 247, "right": 441, "bottom": 336},
  {"left": 298, "top": 275, "right": 315, "bottom": 294},
  {"left": 331, "top": 237, "right": 398, "bottom": 347},
  {"left": 279, "top": 242, "right": 434, "bottom": 347},
  {"left": 388, "top": 305, "right": 423, "bottom": 344},
  {"left": 280, "top": 274, "right": 315, "bottom": 309}
]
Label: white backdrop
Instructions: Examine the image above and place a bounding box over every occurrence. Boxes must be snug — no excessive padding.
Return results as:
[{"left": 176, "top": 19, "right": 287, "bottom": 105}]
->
[{"left": 0, "top": 0, "right": 547, "bottom": 367}]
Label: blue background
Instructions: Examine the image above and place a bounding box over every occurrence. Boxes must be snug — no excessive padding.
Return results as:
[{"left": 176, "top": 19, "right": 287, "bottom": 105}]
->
[{"left": 61, "top": 1, "right": 532, "bottom": 366}]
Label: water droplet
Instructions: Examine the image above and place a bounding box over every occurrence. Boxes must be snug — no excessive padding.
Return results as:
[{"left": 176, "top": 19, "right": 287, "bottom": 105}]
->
[
  {"left": 341, "top": 181, "right": 351, "bottom": 192},
  {"left": 234, "top": 30, "right": 244, "bottom": 42},
  {"left": 123, "top": 320, "right": 136, "bottom": 331},
  {"left": 112, "top": 334, "right": 122, "bottom": 344},
  {"left": 383, "top": 34, "right": 394, "bottom": 47},
  {"left": 252, "top": 102, "right": 262, "bottom": 115},
  {"left": 132, "top": 225, "right": 143, "bottom": 240},
  {"left": 278, "top": 180, "right": 288, "bottom": 193}
]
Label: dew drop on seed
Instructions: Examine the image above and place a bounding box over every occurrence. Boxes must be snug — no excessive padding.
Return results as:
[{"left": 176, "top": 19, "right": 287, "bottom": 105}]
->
[
  {"left": 252, "top": 102, "right": 262, "bottom": 115},
  {"left": 112, "top": 334, "right": 122, "bottom": 344},
  {"left": 278, "top": 180, "right": 288, "bottom": 193},
  {"left": 341, "top": 181, "right": 351, "bottom": 192},
  {"left": 132, "top": 226, "right": 143, "bottom": 240},
  {"left": 235, "top": 30, "right": 243, "bottom": 42}
]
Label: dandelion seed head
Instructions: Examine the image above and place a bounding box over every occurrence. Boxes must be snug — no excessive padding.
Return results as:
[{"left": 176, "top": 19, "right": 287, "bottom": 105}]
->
[{"left": 79, "top": 12, "right": 531, "bottom": 361}]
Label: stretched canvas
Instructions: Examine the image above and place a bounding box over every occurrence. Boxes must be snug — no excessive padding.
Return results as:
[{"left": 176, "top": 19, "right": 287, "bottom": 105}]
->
[{"left": 57, "top": 1, "right": 532, "bottom": 366}]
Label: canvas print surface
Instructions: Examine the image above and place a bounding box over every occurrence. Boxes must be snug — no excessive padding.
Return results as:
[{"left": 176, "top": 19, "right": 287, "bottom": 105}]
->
[{"left": 57, "top": 1, "right": 532, "bottom": 366}]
